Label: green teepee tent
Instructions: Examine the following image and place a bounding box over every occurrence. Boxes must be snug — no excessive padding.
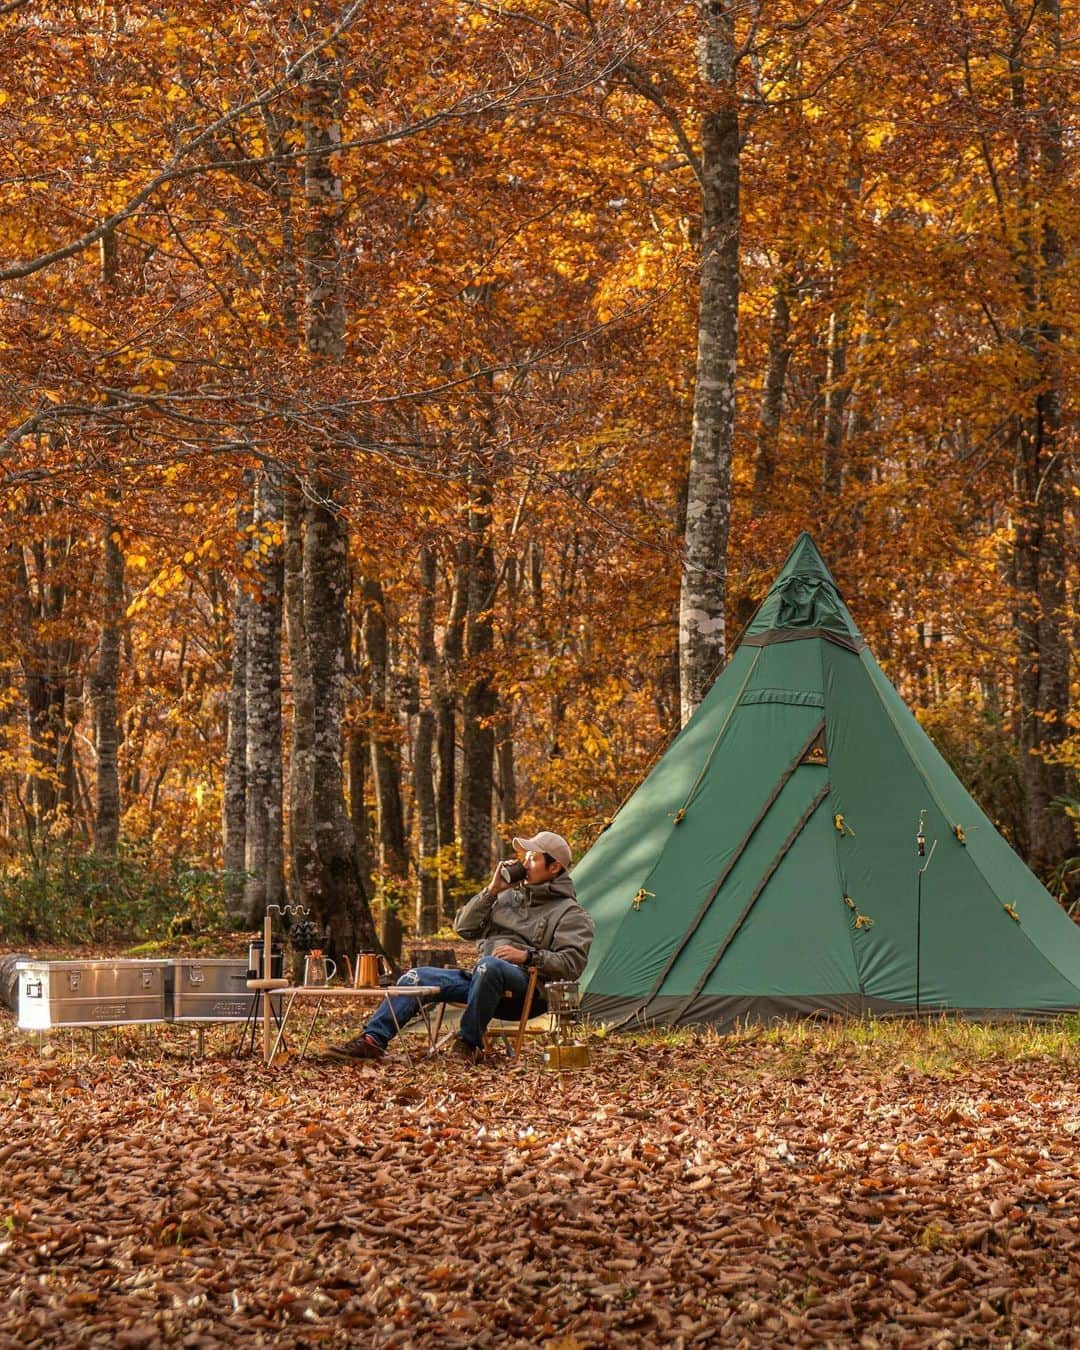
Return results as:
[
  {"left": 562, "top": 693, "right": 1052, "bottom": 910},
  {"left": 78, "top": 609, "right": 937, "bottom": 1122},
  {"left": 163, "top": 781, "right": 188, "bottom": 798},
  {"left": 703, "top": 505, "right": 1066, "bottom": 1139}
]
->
[{"left": 575, "top": 533, "right": 1080, "bottom": 1028}]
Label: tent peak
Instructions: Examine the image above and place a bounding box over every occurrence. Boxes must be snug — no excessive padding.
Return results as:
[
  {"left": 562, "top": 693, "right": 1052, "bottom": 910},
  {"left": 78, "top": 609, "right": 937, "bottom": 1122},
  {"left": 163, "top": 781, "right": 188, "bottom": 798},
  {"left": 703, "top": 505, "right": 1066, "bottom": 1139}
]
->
[
  {"left": 780, "top": 531, "right": 834, "bottom": 581},
  {"left": 743, "top": 533, "right": 864, "bottom": 648}
]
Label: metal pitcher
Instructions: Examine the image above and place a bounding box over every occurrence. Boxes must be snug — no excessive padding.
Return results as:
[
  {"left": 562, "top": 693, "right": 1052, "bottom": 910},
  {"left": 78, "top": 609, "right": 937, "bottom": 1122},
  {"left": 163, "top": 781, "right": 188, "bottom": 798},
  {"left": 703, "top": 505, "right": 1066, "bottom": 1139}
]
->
[{"left": 356, "top": 952, "right": 390, "bottom": 988}]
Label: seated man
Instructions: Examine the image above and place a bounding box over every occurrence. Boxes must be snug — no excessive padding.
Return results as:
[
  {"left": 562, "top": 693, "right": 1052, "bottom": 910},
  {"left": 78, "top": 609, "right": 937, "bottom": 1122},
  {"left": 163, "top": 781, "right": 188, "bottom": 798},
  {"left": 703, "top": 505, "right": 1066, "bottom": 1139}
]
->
[{"left": 328, "top": 830, "right": 594, "bottom": 1065}]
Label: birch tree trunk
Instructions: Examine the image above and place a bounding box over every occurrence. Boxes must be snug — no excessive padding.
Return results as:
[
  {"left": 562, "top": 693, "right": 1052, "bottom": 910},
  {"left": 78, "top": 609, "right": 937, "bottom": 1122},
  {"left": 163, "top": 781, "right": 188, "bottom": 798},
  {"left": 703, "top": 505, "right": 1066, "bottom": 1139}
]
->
[
  {"left": 243, "top": 470, "right": 285, "bottom": 922},
  {"left": 283, "top": 477, "right": 315, "bottom": 902},
  {"left": 679, "top": 0, "right": 740, "bottom": 725},
  {"left": 298, "top": 489, "right": 376, "bottom": 949},
  {"left": 284, "top": 38, "right": 379, "bottom": 951}
]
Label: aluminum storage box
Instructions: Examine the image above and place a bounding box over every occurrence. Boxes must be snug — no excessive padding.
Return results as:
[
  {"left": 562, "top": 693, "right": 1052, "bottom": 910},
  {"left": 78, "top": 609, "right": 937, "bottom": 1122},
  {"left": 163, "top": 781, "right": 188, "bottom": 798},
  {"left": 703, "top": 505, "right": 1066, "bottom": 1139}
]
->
[
  {"left": 167, "top": 958, "right": 272, "bottom": 1022},
  {"left": 17, "top": 959, "right": 168, "bottom": 1030}
]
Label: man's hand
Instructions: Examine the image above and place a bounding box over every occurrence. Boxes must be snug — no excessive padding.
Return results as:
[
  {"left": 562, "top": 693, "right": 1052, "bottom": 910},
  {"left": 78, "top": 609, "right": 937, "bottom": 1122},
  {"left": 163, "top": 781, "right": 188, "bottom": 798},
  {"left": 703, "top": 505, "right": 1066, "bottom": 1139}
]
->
[
  {"left": 487, "top": 863, "right": 511, "bottom": 896},
  {"left": 492, "top": 944, "right": 527, "bottom": 965}
]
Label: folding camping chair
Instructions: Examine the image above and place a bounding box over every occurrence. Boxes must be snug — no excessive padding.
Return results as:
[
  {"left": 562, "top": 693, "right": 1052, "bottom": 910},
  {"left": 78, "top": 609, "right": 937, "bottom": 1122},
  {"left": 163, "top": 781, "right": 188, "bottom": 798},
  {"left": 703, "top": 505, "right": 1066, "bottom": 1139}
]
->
[{"left": 429, "top": 966, "right": 542, "bottom": 1059}]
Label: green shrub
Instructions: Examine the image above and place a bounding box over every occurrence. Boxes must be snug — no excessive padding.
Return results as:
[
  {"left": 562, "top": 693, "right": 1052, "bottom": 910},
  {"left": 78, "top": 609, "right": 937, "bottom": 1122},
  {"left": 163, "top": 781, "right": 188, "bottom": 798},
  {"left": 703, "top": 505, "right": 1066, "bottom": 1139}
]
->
[{"left": 0, "top": 847, "right": 243, "bottom": 945}]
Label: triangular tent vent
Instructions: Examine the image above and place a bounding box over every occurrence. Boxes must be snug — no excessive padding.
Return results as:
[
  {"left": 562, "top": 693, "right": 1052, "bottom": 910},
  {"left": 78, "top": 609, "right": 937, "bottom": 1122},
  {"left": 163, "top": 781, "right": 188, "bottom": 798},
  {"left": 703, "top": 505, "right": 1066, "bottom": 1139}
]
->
[{"left": 801, "top": 728, "right": 828, "bottom": 766}]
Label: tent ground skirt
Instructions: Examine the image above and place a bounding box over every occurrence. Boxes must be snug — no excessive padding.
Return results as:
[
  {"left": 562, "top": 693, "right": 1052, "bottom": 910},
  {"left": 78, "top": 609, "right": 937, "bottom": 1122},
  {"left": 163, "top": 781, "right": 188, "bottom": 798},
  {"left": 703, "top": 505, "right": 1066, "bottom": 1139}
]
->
[{"left": 581, "top": 992, "right": 1078, "bottom": 1032}]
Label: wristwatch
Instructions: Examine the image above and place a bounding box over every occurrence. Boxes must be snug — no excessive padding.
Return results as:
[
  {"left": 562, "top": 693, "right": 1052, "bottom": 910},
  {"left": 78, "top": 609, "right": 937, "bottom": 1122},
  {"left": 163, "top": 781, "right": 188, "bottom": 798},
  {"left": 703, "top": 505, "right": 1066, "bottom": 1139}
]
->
[{"left": 523, "top": 947, "right": 541, "bottom": 970}]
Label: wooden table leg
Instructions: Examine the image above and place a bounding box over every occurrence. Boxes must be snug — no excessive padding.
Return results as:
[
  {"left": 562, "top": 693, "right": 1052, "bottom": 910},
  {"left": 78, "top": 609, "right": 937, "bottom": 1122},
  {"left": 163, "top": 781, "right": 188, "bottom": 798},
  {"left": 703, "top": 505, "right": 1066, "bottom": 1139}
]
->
[
  {"left": 298, "top": 998, "right": 324, "bottom": 1060},
  {"left": 269, "top": 990, "right": 298, "bottom": 1063},
  {"left": 387, "top": 995, "right": 414, "bottom": 1065},
  {"left": 429, "top": 1003, "right": 447, "bottom": 1053},
  {"left": 261, "top": 911, "right": 274, "bottom": 1063}
]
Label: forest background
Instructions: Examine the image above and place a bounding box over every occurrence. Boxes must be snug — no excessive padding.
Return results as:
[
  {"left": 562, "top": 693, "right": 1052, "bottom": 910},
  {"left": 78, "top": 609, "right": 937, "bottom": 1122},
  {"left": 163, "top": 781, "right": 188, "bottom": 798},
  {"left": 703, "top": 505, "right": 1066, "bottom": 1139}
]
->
[{"left": 0, "top": 0, "right": 1075, "bottom": 958}]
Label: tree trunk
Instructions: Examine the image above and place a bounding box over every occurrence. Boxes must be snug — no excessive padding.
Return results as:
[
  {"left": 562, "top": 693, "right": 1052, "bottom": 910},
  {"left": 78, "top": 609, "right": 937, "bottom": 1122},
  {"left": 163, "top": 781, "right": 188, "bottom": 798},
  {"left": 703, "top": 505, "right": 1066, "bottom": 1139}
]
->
[
  {"left": 283, "top": 476, "right": 315, "bottom": 903},
  {"left": 495, "top": 552, "right": 519, "bottom": 830},
  {"left": 297, "top": 491, "right": 375, "bottom": 950},
  {"left": 678, "top": 0, "right": 740, "bottom": 725},
  {"left": 284, "top": 39, "right": 379, "bottom": 953},
  {"left": 362, "top": 577, "right": 407, "bottom": 961},
  {"left": 459, "top": 485, "right": 497, "bottom": 888},
  {"left": 750, "top": 273, "right": 792, "bottom": 509},
  {"left": 243, "top": 469, "right": 285, "bottom": 922},
  {"left": 92, "top": 230, "right": 124, "bottom": 856},
  {"left": 435, "top": 537, "right": 469, "bottom": 912},
  {"left": 222, "top": 482, "right": 252, "bottom": 918},
  {"left": 821, "top": 303, "right": 851, "bottom": 497},
  {"left": 496, "top": 707, "right": 517, "bottom": 830},
  {"left": 1010, "top": 1, "right": 1072, "bottom": 882},
  {"left": 820, "top": 161, "right": 860, "bottom": 500},
  {"left": 91, "top": 506, "right": 124, "bottom": 855},
  {"left": 346, "top": 621, "right": 373, "bottom": 903},
  {"left": 12, "top": 524, "right": 77, "bottom": 842},
  {"left": 414, "top": 545, "right": 441, "bottom": 935}
]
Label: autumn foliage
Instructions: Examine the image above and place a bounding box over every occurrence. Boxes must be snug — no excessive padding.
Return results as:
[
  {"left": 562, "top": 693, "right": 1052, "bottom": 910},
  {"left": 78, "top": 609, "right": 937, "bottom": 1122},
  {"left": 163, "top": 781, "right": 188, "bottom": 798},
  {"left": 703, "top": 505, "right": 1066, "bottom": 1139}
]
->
[{"left": 0, "top": 0, "right": 1076, "bottom": 938}]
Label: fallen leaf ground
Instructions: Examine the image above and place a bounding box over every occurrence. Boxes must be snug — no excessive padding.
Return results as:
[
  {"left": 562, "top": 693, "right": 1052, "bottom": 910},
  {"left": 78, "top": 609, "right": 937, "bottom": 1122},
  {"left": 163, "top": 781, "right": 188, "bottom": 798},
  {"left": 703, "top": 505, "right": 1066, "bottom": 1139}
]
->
[{"left": 1, "top": 1007, "right": 1078, "bottom": 1348}]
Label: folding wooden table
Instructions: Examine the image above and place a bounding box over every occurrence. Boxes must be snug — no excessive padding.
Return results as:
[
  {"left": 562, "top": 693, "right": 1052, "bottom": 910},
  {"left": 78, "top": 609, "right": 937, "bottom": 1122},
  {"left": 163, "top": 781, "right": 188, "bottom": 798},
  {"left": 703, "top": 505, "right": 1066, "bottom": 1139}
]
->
[{"left": 266, "top": 985, "right": 443, "bottom": 1065}]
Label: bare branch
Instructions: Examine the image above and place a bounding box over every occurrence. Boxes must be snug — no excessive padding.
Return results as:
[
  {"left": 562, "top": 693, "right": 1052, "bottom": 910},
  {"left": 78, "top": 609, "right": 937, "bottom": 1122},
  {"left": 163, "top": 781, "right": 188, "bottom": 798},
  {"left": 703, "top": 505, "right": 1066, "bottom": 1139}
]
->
[
  {"left": 619, "top": 60, "right": 704, "bottom": 188},
  {"left": 0, "top": 0, "right": 367, "bottom": 282}
]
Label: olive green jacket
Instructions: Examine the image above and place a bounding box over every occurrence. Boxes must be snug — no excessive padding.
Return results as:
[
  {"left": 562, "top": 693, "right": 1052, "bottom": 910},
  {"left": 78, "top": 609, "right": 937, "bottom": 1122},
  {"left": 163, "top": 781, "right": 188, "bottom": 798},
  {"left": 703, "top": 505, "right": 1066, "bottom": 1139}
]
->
[{"left": 453, "top": 872, "right": 595, "bottom": 984}]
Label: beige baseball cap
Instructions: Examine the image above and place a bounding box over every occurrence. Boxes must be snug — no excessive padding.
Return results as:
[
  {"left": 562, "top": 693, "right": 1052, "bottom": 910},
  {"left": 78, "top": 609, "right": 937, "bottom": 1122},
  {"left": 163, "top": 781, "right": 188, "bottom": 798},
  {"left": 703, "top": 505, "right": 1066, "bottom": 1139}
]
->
[{"left": 513, "top": 830, "right": 572, "bottom": 868}]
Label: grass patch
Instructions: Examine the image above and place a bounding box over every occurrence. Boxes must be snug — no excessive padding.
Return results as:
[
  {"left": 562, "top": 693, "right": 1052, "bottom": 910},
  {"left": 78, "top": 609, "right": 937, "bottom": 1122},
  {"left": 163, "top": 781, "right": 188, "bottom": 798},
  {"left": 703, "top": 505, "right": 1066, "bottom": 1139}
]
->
[{"left": 622, "top": 1014, "right": 1080, "bottom": 1077}]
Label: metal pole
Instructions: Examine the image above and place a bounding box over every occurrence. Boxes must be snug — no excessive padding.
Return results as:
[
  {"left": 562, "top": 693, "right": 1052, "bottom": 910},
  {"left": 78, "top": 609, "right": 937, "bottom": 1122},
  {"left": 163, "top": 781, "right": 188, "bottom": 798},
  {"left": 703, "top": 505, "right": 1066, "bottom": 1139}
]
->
[
  {"left": 915, "top": 867, "right": 923, "bottom": 1019},
  {"left": 915, "top": 811, "right": 926, "bottom": 1020},
  {"left": 915, "top": 827, "right": 937, "bottom": 1021}
]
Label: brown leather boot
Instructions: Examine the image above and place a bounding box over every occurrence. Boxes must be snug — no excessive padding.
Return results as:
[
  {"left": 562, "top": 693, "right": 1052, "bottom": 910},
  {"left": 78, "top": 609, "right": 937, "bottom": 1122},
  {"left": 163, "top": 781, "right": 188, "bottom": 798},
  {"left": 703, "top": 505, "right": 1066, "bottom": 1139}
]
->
[{"left": 447, "top": 1037, "right": 484, "bottom": 1065}]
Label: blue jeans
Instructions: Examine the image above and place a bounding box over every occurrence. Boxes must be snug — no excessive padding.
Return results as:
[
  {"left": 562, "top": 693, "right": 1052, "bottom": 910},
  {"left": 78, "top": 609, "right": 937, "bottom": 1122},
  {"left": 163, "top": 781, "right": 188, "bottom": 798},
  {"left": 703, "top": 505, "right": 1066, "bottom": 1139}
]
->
[{"left": 363, "top": 960, "right": 540, "bottom": 1050}]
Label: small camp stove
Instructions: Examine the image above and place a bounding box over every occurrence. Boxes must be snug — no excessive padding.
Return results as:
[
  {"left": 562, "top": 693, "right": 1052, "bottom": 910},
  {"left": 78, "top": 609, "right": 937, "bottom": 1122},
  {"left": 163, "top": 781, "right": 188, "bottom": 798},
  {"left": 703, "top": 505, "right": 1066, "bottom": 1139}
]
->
[{"left": 542, "top": 980, "right": 591, "bottom": 1073}]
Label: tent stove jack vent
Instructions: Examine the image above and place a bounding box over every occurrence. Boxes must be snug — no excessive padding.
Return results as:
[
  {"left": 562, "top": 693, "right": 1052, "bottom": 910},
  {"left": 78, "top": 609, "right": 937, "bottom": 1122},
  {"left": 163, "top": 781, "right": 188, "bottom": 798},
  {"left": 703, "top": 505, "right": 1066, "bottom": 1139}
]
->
[{"left": 915, "top": 810, "right": 938, "bottom": 1019}]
